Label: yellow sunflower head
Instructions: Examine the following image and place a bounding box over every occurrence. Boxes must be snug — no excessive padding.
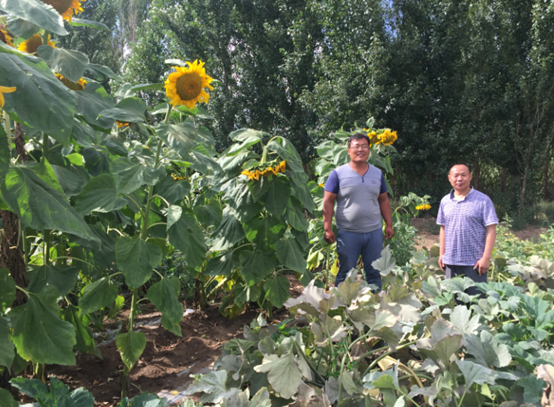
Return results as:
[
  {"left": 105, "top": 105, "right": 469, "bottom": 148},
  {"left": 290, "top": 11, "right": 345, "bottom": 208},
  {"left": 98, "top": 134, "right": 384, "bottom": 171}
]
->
[
  {"left": 363, "top": 128, "right": 380, "bottom": 146},
  {"left": 0, "top": 25, "right": 14, "bottom": 47},
  {"left": 116, "top": 121, "right": 129, "bottom": 128},
  {"left": 18, "top": 34, "right": 56, "bottom": 55},
  {"left": 40, "top": 0, "right": 85, "bottom": 21},
  {"left": 0, "top": 86, "right": 17, "bottom": 108},
  {"left": 378, "top": 129, "right": 398, "bottom": 146},
  {"left": 55, "top": 73, "right": 87, "bottom": 91},
  {"left": 164, "top": 60, "right": 214, "bottom": 108}
]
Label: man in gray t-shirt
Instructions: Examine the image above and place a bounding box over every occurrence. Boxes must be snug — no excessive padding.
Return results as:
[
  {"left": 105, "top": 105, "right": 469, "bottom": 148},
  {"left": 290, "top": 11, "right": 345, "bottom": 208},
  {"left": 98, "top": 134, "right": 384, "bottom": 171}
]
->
[{"left": 323, "top": 133, "right": 394, "bottom": 288}]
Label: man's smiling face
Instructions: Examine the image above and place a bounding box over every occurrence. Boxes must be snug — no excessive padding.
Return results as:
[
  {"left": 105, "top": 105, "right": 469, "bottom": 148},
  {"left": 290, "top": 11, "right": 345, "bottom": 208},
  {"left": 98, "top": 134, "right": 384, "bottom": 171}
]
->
[{"left": 348, "top": 138, "right": 370, "bottom": 164}]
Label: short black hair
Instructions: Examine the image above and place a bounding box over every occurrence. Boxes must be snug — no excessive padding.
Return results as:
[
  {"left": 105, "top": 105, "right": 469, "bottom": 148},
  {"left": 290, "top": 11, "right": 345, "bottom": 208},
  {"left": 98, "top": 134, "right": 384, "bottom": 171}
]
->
[
  {"left": 449, "top": 163, "right": 472, "bottom": 174},
  {"left": 347, "top": 133, "right": 371, "bottom": 148}
]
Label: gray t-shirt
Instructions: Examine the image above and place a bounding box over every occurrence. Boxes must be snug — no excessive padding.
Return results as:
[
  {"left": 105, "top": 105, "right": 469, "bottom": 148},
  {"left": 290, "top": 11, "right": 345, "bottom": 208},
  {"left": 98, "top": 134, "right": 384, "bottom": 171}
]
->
[{"left": 324, "top": 164, "right": 385, "bottom": 233}]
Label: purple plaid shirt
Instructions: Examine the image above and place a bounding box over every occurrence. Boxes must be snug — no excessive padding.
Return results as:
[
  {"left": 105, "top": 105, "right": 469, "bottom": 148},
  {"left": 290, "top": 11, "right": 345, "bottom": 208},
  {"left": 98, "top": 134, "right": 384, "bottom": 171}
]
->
[{"left": 437, "top": 188, "right": 498, "bottom": 266}]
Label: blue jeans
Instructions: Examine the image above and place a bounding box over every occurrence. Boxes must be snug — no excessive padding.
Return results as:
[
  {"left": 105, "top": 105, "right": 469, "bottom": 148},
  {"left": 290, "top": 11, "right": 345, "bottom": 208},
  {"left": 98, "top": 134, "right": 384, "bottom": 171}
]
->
[{"left": 335, "top": 229, "right": 383, "bottom": 289}]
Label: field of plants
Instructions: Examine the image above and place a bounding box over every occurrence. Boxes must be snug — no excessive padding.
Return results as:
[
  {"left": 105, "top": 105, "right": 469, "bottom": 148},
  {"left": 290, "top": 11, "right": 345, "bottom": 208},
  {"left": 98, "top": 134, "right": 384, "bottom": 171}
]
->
[{"left": 1, "top": 0, "right": 554, "bottom": 406}]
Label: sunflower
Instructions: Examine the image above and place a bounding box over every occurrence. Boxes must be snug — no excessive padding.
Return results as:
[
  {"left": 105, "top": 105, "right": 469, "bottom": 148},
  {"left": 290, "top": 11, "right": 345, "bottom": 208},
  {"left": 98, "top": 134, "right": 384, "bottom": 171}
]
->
[
  {"left": 415, "top": 204, "right": 431, "bottom": 211},
  {"left": 363, "top": 128, "right": 380, "bottom": 146},
  {"left": 40, "top": 0, "right": 85, "bottom": 21},
  {"left": 164, "top": 60, "right": 214, "bottom": 108},
  {"left": 378, "top": 129, "right": 398, "bottom": 146},
  {"left": 0, "top": 86, "right": 16, "bottom": 108},
  {"left": 55, "top": 73, "right": 87, "bottom": 91},
  {"left": 116, "top": 121, "right": 129, "bottom": 128},
  {"left": 18, "top": 34, "right": 56, "bottom": 55},
  {"left": 0, "top": 25, "right": 13, "bottom": 47}
]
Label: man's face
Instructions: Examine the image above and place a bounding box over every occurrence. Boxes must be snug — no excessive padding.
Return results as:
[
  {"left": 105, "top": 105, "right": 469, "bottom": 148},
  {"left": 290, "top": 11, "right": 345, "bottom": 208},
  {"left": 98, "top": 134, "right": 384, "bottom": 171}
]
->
[
  {"left": 348, "top": 138, "right": 370, "bottom": 163},
  {"left": 448, "top": 165, "right": 472, "bottom": 192}
]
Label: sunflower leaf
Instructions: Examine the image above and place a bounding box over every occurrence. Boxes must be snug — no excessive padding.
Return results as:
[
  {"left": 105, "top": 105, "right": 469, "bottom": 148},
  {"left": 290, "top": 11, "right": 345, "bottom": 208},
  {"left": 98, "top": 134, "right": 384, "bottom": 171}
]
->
[
  {"left": 37, "top": 45, "right": 89, "bottom": 83},
  {"left": 0, "top": 0, "right": 67, "bottom": 36},
  {"left": 69, "top": 18, "right": 109, "bottom": 31},
  {"left": 0, "top": 49, "right": 76, "bottom": 143}
]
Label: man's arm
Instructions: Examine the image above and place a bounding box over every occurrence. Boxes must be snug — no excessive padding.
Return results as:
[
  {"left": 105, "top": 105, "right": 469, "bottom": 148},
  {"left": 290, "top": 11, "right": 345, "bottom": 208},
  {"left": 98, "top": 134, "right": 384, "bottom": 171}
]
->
[
  {"left": 323, "top": 191, "right": 337, "bottom": 243},
  {"left": 378, "top": 192, "right": 394, "bottom": 239},
  {"left": 475, "top": 224, "right": 497, "bottom": 276},
  {"left": 439, "top": 225, "right": 446, "bottom": 271}
]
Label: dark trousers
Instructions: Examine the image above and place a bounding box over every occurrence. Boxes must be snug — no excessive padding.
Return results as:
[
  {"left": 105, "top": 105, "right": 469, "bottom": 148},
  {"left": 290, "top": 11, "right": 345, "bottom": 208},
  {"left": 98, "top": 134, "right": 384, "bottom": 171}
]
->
[
  {"left": 445, "top": 265, "right": 487, "bottom": 297},
  {"left": 335, "top": 229, "right": 383, "bottom": 289}
]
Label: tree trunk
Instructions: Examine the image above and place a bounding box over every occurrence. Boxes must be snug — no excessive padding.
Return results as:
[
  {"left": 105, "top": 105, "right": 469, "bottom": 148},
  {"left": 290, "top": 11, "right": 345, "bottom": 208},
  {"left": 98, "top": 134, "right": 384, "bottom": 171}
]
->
[
  {"left": 473, "top": 157, "right": 481, "bottom": 191},
  {"left": 544, "top": 160, "right": 551, "bottom": 200},
  {"left": 500, "top": 168, "right": 507, "bottom": 193},
  {"left": 520, "top": 165, "right": 528, "bottom": 212},
  {"left": 0, "top": 123, "right": 28, "bottom": 306}
]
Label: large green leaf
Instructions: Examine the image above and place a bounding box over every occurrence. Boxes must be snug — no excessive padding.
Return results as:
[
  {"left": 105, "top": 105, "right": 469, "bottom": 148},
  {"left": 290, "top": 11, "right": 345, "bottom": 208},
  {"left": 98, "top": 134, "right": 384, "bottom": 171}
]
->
[
  {"left": 0, "top": 316, "right": 15, "bottom": 369},
  {"left": 194, "top": 201, "right": 223, "bottom": 228},
  {"left": 185, "top": 149, "right": 222, "bottom": 174},
  {"left": 211, "top": 214, "right": 246, "bottom": 251},
  {"left": 115, "top": 237, "right": 163, "bottom": 289},
  {"left": 456, "top": 360, "right": 494, "bottom": 389},
  {"left": 51, "top": 164, "right": 89, "bottom": 197},
  {"left": 11, "top": 376, "right": 94, "bottom": 407},
  {"left": 206, "top": 252, "right": 235, "bottom": 277},
  {"left": 27, "top": 264, "right": 79, "bottom": 296},
  {"left": 69, "top": 18, "right": 109, "bottom": 31},
  {"left": 284, "top": 197, "right": 309, "bottom": 231},
  {"left": 61, "top": 305, "right": 101, "bottom": 358},
  {"left": 7, "top": 17, "right": 40, "bottom": 39},
  {"left": 265, "top": 176, "right": 291, "bottom": 217},
  {"left": 112, "top": 157, "right": 165, "bottom": 194},
  {"left": 9, "top": 290, "right": 76, "bottom": 365},
  {"left": 290, "top": 171, "right": 315, "bottom": 213},
  {"left": 117, "top": 393, "right": 170, "bottom": 407},
  {"left": 0, "top": 48, "right": 76, "bottom": 143},
  {"left": 275, "top": 238, "right": 306, "bottom": 273},
  {"left": 85, "top": 63, "right": 119, "bottom": 81},
  {"left": 168, "top": 208, "right": 207, "bottom": 270},
  {"left": 243, "top": 215, "right": 286, "bottom": 252},
  {"left": 239, "top": 250, "right": 276, "bottom": 286},
  {"left": 75, "top": 82, "right": 115, "bottom": 129},
  {"left": 267, "top": 137, "right": 304, "bottom": 172},
  {"left": 147, "top": 277, "right": 183, "bottom": 336},
  {"left": 99, "top": 97, "right": 147, "bottom": 123},
  {"left": 0, "top": 0, "right": 67, "bottom": 35},
  {"left": 183, "top": 371, "right": 241, "bottom": 404},
  {"left": 464, "top": 330, "right": 512, "bottom": 368},
  {"left": 79, "top": 277, "right": 118, "bottom": 315},
  {"left": 74, "top": 173, "right": 128, "bottom": 214},
  {"left": 116, "top": 330, "right": 147, "bottom": 371},
  {"left": 263, "top": 276, "right": 290, "bottom": 308},
  {"left": 0, "top": 268, "right": 16, "bottom": 309},
  {"left": 156, "top": 122, "right": 214, "bottom": 156},
  {"left": 372, "top": 246, "right": 396, "bottom": 276},
  {"left": 154, "top": 175, "right": 190, "bottom": 204},
  {"left": 0, "top": 388, "right": 17, "bottom": 407},
  {"left": 37, "top": 45, "right": 89, "bottom": 83},
  {"left": 1, "top": 166, "right": 98, "bottom": 242},
  {"left": 253, "top": 352, "right": 303, "bottom": 399},
  {"left": 229, "top": 128, "right": 267, "bottom": 142}
]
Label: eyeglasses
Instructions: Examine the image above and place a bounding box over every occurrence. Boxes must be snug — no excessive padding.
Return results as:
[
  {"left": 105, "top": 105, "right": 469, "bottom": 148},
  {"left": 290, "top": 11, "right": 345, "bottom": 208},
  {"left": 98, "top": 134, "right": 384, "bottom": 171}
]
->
[{"left": 349, "top": 146, "right": 369, "bottom": 151}]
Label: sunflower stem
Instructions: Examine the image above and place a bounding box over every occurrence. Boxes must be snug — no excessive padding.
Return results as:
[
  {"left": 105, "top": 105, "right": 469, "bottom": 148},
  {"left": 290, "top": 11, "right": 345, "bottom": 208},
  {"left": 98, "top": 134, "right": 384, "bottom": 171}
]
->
[
  {"left": 261, "top": 145, "right": 269, "bottom": 164},
  {"left": 164, "top": 103, "right": 174, "bottom": 124},
  {"left": 40, "top": 31, "right": 50, "bottom": 48},
  {"left": 3, "top": 111, "right": 11, "bottom": 141}
]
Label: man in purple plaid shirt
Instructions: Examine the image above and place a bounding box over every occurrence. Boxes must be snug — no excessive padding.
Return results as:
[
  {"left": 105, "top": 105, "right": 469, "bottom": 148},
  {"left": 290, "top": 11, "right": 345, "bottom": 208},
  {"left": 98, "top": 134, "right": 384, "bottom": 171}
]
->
[{"left": 437, "top": 164, "right": 498, "bottom": 296}]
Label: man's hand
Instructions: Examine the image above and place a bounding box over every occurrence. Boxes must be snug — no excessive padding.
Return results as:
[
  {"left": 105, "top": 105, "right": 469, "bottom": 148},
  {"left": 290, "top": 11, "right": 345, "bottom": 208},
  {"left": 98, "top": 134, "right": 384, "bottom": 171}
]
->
[
  {"left": 324, "top": 230, "right": 336, "bottom": 244},
  {"left": 474, "top": 257, "right": 490, "bottom": 276},
  {"left": 384, "top": 225, "right": 394, "bottom": 240},
  {"left": 438, "top": 255, "right": 445, "bottom": 272}
]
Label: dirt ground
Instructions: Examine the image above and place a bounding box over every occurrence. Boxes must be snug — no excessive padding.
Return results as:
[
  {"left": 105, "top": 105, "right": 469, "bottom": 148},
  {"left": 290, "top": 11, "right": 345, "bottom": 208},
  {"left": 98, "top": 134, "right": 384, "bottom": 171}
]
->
[
  {"left": 411, "top": 217, "right": 547, "bottom": 250},
  {"left": 41, "top": 275, "right": 303, "bottom": 406},
  {"left": 20, "top": 224, "right": 545, "bottom": 406}
]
